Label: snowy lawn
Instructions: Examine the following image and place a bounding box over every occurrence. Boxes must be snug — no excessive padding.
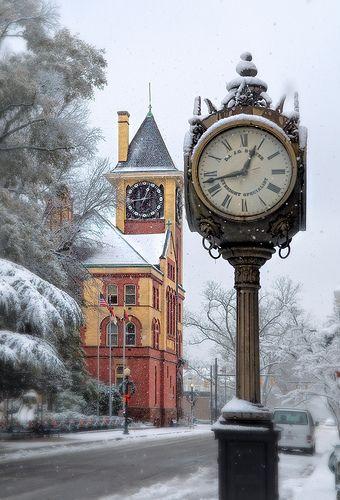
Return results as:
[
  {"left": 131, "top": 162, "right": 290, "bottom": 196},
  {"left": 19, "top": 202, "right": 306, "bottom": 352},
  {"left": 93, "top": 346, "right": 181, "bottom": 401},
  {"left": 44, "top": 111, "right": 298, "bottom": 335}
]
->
[
  {"left": 103, "top": 425, "right": 338, "bottom": 500},
  {"left": 0, "top": 424, "right": 212, "bottom": 463}
]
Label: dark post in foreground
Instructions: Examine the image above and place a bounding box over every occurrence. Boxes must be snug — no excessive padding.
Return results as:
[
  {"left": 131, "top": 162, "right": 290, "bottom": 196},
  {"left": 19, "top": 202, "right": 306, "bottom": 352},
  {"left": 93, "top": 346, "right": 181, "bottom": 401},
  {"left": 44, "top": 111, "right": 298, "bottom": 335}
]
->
[{"left": 184, "top": 52, "right": 306, "bottom": 499}]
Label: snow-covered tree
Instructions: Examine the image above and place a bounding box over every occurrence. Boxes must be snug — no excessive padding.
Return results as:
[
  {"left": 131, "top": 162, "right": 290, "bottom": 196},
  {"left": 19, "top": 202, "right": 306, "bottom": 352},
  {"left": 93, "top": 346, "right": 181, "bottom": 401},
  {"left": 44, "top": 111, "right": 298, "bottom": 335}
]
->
[
  {"left": 184, "top": 277, "right": 312, "bottom": 405},
  {"left": 286, "top": 311, "right": 340, "bottom": 437},
  {"left": 0, "top": 0, "right": 114, "bottom": 297},
  {"left": 0, "top": 258, "right": 83, "bottom": 401}
]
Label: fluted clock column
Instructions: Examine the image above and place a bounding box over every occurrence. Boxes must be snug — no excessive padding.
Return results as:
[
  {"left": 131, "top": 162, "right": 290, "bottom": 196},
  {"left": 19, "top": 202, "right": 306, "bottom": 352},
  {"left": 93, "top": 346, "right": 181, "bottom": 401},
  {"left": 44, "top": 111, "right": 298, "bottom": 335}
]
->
[{"left": 222, "top": 247, "right": 275, "bottom": 404}]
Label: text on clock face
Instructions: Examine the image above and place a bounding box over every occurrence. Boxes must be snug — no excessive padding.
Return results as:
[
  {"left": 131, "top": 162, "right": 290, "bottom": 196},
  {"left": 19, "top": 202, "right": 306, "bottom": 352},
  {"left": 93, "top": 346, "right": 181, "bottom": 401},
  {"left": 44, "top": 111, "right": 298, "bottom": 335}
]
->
[{"left": 197, "top": 126, "right": 293, "bottom": 217}]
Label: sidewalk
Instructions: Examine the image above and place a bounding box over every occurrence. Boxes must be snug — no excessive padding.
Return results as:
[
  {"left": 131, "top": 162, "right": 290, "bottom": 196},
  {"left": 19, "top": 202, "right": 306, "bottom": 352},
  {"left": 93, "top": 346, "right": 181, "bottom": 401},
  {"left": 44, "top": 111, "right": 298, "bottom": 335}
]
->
[{"left": 0, "top": 424, "right": 212, "bottom": 463}]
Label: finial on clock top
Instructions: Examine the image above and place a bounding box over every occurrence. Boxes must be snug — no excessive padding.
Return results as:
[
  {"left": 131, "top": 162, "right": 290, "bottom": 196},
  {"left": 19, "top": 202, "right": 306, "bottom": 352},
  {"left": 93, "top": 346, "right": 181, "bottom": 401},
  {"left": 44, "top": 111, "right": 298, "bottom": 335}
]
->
[{"left": 236, "top": 52, "right": 258, "bottom": 77}]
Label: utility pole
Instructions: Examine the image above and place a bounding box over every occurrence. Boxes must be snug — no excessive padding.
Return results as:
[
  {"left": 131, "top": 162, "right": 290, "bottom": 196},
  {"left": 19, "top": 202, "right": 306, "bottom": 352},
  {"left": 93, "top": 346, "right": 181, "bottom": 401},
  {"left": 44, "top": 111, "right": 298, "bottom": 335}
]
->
[
  {"left": 210, "top": 365, "right": 213, "bottom": 424},
  {"left": 214, "top": 358, "right": 218, "bottom": 421}
]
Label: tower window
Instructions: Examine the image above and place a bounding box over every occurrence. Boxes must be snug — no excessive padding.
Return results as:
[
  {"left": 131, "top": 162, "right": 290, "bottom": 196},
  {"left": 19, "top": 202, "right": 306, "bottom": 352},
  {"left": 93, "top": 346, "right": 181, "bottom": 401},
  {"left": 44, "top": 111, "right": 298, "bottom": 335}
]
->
[
  {"left": 107, "top": 284, "right": 118, "bottom": 305},
  {"left": 125, "top": 322, "right": 136, "bottom": 346},
  {"left": 125, "top": 284, "right": 136, "bottom": 305}
]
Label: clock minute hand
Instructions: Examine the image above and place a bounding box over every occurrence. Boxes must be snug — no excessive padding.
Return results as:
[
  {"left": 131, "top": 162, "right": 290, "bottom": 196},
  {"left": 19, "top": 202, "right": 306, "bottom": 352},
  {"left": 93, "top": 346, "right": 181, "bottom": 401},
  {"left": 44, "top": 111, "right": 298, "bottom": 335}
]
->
[
  {"left": 203, "top": 169, "right": 244, "bottom": 183},
  {"left": 241, "top": 146, "right": 257, "bottom": 175}
]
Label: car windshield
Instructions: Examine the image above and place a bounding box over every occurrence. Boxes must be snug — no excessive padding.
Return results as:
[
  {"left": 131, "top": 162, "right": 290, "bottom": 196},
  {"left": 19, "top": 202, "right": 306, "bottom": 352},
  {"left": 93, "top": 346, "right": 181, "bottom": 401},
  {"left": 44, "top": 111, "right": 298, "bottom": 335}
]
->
[{"left": 273, "top": 411, "right": 308, "bottom": 425}]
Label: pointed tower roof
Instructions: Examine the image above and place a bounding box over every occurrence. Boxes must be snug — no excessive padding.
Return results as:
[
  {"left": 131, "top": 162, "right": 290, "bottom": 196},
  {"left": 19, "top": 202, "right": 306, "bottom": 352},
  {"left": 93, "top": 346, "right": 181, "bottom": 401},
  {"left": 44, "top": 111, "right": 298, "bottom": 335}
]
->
[{"left": 114, "top": 113, "right": 177, "bottom": 173}]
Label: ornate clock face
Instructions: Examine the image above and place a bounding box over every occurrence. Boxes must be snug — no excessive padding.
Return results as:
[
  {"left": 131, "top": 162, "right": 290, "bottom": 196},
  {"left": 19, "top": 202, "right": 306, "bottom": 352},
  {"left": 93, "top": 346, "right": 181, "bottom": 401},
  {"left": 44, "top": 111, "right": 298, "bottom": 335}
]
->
[
  {"left": 176, "top": 188, "right": 183, "bottom": 223},
  {"left": 196, "top": 125, "right": 295, "bottom": 219},
  {"left": 126, "top": 181, "right": 163, "bottom": 219}
]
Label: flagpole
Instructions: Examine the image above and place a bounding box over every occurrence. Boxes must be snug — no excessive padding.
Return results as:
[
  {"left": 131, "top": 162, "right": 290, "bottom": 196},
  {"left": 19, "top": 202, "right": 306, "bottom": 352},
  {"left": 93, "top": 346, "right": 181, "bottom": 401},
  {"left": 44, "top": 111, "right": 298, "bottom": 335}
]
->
[
  {"left": 109, "top": 313, "right": 112, "bottom": 418},
  {"left": 122, "top": 302, "right": 126, "bottom": 417},
  {"left": 96, "top": 291, "right": 101, "bottom": 417}
]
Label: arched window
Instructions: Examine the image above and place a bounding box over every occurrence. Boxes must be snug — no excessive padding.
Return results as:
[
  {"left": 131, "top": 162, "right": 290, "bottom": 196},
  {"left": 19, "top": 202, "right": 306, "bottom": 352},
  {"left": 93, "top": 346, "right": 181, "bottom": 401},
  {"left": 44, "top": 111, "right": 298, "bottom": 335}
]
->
[
  {"left": 107, "top": 322, "right": 118, "bottom": 346},
  {"left": 125, "top": 322, "right": 136, "bottom": 346},
  {"left": 107, "top": 284, "right": 118, "bottom": 305},
  {"left": 152, "top": 319, "right": 160, "bottom": 349}
]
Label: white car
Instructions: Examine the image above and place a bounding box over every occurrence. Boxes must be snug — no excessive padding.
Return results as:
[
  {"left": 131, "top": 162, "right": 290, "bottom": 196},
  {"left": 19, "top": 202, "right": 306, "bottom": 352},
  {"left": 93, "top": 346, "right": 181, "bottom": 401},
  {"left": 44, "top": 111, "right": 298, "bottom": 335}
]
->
[{"left": 273, "top": 408, "right": 316, "bottom": 455}]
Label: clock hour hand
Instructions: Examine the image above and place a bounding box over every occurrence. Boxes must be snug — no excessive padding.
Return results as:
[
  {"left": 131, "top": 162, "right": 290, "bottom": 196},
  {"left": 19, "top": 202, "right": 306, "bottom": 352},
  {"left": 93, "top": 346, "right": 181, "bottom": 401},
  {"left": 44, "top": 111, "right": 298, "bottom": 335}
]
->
[
  {"left": 203, "top": 146, "right": 257, "bottom": 184},
  {"left": 203, "top": 169, "right": 244, "bottom": 183}
]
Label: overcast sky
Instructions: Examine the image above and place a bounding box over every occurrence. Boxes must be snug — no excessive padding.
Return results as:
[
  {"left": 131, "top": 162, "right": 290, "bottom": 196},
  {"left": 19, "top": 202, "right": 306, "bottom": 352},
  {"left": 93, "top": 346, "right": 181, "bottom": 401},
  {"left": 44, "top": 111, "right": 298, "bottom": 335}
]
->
[{"left": 58, "top": 0, "right": 340, "bottom": 333}]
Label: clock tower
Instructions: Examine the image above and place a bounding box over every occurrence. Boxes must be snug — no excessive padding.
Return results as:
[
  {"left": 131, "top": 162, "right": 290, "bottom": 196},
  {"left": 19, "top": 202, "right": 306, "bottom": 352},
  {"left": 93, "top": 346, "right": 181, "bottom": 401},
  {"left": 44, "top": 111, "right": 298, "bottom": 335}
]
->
[{"left": 82, "top": 108, "right": 184, "bottom": 426}]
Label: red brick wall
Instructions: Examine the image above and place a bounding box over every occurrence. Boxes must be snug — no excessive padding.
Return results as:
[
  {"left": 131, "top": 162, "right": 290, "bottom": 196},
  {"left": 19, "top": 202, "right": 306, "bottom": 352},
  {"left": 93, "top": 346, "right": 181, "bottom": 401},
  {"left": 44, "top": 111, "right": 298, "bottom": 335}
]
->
[
  {"left": 124, "top": 219, "right": 165, "bottom": 234},
  {"left": 84, "top": 346, "right": 179, "bottom": 425}
]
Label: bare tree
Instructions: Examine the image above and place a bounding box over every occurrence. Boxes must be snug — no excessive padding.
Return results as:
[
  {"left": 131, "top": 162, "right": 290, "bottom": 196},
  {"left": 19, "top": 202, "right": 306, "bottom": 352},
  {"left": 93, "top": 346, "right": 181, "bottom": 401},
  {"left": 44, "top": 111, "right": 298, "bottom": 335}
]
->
[{"left": 184, "top": 277, "right": 313, "bottom": 405}]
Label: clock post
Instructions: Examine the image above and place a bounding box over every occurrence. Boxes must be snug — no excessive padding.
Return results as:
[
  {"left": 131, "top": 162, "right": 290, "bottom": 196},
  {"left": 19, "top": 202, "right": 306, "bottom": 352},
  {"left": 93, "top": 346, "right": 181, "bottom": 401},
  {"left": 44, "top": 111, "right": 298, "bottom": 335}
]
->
[{"left": 184, "top": 53, "right": 306, "bottom": 500}]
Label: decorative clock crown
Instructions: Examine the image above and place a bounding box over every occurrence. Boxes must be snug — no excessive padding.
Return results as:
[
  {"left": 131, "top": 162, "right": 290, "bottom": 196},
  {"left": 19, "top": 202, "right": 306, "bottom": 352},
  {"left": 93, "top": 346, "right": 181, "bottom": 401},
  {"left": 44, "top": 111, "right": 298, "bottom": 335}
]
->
[{"left": 222, "top": 52, "right": 271, "bottom": 109}]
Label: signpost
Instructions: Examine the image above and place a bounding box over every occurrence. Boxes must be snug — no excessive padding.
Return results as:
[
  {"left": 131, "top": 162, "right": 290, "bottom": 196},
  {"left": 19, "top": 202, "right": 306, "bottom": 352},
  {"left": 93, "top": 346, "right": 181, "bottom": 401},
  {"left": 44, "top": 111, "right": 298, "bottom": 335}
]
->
[{"left": 184, "top": 52, "right": 306, "bottom": 499}]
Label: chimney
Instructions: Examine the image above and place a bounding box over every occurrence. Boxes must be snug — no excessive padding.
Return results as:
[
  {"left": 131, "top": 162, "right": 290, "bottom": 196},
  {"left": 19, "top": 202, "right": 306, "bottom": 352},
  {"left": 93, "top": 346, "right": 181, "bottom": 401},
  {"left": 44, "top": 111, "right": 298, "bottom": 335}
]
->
[{"left": 117, "top": 111, "right": 130, "bottom": 162}]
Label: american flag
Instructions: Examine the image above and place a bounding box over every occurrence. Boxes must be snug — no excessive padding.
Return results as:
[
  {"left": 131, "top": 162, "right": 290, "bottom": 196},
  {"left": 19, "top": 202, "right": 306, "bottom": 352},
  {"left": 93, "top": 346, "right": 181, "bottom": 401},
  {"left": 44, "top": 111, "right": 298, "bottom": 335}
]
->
[
  {"left": 99, "top": 292, "right": 118, "bottom": 325},
  {"left": 99, "top": 292, "right": 108, "bottom": 308}
]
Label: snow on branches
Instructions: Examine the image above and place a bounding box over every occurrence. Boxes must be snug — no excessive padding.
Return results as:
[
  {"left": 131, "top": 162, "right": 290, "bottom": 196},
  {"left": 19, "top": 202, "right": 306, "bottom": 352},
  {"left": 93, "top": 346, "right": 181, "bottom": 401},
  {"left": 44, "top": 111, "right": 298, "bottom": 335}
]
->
[
  {"left": 0, "top": 259, "right": 83, "bottom": 397},
  {"left": 0, "top": 258, "right": 82, "bottom": 339}
]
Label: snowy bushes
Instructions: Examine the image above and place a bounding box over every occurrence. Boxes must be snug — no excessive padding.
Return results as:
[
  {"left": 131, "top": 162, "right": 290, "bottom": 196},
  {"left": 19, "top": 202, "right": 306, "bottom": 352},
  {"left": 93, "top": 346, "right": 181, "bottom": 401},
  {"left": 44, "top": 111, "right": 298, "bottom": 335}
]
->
[{"left": 0, "top": 258, "right": 83, "bottom": 400}]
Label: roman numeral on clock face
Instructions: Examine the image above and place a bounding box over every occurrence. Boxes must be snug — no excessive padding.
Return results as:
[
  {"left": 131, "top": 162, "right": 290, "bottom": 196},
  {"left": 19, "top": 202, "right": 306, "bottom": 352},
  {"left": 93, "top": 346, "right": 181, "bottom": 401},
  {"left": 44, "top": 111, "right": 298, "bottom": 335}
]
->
[
  {"left": 203, "top": 170, "right": 217, "bottom": 177},
  {"left": 257, "top": 138, "right": 265, "bottom": 150},
  {"left": 221, "top": 139, "right": 232, "bottom": 151},
  {"left": 208, "top": 183, "right": 222, "bottom": 196},
  {"left": 221, "top": 194, "right": 232, "bottom": 208},
  {"left": 242, "top": 198, "right": 248, "bottom": 212},
  {"left": 240, "top": 134, "right": 248, "bottom": 147},
  {"left": 271, "top": 169, "right": 285, "bottom": 175},
  {"left": 267, "top": 182, "right": 281, "bottom": 194},
  {"left": 207, "top": 154, "right": 221, "bottom": 161},
  {"left": 267, "top": 151, "right": 280, "bottom": 160}
]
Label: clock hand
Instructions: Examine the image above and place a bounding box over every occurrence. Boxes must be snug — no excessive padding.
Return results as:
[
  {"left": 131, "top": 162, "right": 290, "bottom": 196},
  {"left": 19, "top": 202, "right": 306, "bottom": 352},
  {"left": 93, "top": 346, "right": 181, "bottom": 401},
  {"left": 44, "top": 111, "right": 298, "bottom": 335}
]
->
[
  {"left": 202, "top": 169, "right": 244, "bottom": 184},
  {"left": 203, "top": 146, "right": 257, "bottom": 184},
  {"left": 240, "top": 146, "right": 257, "bottom": 175}
]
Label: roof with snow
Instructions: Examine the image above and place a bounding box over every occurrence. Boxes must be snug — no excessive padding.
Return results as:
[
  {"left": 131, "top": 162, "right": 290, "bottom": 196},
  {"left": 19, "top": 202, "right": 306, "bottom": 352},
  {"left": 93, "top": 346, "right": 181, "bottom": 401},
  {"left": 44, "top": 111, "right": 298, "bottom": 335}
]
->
[
  {"left": 83, "top": 222, "right": 169, "bottom": 271},
  {"left": 113, "top": 112, "right": 177, "bottom": 173}
]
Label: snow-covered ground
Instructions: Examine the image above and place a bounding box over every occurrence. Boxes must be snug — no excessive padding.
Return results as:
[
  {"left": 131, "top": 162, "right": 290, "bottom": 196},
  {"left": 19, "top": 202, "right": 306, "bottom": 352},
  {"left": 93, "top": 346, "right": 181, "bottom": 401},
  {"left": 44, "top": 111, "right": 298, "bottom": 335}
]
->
[
  {"left": 0, "top": 424, "right": 337, "bottom": 499},
  {"left": 0, "top": 425, "right": 211, "bottom": 463},
  {"left": 102, "top": 424, "right": 338, "bottom": 500}
]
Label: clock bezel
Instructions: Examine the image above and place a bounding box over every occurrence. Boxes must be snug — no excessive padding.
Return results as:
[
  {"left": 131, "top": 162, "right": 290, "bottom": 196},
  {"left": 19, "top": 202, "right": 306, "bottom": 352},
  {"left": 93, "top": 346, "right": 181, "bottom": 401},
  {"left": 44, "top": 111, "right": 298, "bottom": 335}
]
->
[{"left": 191, "top": 119, "right": 297, "bottom": 222}]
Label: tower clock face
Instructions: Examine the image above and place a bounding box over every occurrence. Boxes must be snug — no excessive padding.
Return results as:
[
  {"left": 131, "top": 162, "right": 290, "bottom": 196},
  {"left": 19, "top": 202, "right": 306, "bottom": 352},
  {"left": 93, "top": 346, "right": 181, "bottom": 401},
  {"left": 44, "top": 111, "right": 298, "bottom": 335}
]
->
[
  {"left": 126, "top": 181, "right": 163, "bottom": 219},
  {"left": 195, "top": 125, "right": 296, "bottom": 220}
]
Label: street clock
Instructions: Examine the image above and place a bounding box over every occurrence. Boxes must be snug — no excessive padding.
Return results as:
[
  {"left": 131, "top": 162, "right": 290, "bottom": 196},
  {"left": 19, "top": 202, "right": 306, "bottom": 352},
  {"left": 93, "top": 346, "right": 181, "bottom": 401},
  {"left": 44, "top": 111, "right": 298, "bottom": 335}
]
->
[
  {"left": 184, "top": 53, "right": 306, "bottom": 259},
  {"left": 186, "top": 53, "right": 308, "bottom": 498}
]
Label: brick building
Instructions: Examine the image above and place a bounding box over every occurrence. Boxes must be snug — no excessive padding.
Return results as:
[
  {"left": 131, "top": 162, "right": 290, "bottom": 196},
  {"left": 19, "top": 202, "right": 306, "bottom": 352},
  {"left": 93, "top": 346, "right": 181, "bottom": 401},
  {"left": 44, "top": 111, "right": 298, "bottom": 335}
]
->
[{"left": 82, "top": 109, "right": 184, "bottom": 425}]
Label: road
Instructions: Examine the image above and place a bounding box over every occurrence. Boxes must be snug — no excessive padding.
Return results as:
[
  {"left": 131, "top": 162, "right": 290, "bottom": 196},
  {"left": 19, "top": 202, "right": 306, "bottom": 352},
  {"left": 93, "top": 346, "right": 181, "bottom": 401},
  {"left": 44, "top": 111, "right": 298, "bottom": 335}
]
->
[{"left": 0, "top": 433, "right": 217, "bottom": 500}]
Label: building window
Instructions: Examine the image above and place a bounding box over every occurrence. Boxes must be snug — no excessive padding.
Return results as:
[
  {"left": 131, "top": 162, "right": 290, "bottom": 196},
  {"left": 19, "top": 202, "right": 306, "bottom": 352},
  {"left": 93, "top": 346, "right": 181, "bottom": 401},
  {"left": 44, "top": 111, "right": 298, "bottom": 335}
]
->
[
  {"left": 107, "top": 322, "right": 118, "bottom": 346},
  {"left": 167, "top": 262, "right": 175, "bottom": 281},
  {"left": 125, "top": 284, "right": 136, "bottom": 305},
  {"left": 116, "top": 365, "right": 124, "bottom": 386},
  {"left": 154, "top": 366, "right": 157, "bottom": 405},
  {"left": 107, "top": 284, "right": 118, "bottom": 305},
  {"left": 152, "top": 319, "right": 160, "bottom": 349},
  {"left": 125, "top": 322, "right": 136, "bottom": 346},
  {"left": 178, "top": 301, "right": 181, "bottom": 322},
  {"left": 153, "top": 286, "right": 160, "bottom": 310}
]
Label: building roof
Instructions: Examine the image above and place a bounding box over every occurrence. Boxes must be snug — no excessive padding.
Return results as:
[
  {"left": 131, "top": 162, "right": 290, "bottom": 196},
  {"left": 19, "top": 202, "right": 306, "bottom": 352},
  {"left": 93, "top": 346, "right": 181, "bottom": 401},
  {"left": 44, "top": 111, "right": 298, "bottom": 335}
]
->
[
  {"left": 113, "top": 112, "right": 177, "bottom": 173},
  {"left": 83, "top": 221, "right": 169, "bottom": 271}
]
